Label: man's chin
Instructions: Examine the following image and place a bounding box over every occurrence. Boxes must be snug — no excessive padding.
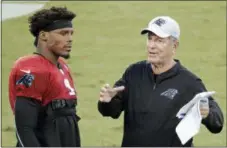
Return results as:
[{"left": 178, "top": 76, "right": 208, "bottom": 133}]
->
[
  {"left": 61, "top": 54, "right": 70, "bottom": 59},
  {"left": 147, "top": 58, "right": 160, "bottom": 64}
]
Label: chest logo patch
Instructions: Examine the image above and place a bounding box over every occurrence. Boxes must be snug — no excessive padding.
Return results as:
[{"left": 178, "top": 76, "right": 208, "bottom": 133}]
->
[{"left": 160, "top": 88, "right": 178, "bottom": 99}]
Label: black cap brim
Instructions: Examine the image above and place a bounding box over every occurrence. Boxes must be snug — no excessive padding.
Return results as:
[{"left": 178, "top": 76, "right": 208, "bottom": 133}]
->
[{"left": 141, "top": 29, "right": 152, "bottom": 35}]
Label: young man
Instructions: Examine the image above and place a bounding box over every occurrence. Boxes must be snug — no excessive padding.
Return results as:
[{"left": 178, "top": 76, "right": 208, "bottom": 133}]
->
[
  {"left": 8, "top": 6, "right": 80, "bottom": 147},
  {"left": 98, "top": 16, "right": 224, "bottom": 147}
]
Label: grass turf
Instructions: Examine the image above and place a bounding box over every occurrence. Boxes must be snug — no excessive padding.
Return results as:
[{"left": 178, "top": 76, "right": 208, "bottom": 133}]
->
[{"left": 1, "top": 1, "right": 226, "bottom": 146}]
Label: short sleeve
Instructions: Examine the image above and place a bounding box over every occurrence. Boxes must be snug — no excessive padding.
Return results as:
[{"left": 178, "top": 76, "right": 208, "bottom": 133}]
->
[{"left": 14, "top": 66, "right": 49, "bottom": 101}]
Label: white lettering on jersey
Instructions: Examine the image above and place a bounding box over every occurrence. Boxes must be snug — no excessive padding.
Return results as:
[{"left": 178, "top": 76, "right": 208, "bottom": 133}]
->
[{"left": 64, "top": 78, "right": 75, "bottom": 96}]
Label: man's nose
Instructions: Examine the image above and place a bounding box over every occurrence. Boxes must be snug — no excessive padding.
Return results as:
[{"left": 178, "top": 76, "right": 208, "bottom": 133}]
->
[
  {"left": 67, "top": 34, "right": 73, "bottom": 43},
  {"left": 147, "top": 40, "right": 155, "bottom": 49}
]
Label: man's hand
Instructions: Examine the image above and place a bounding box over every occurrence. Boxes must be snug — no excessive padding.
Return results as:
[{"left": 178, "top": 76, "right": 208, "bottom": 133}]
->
[
  {"left": 200, "top": 108, "right": 209, "bottom": 119},
  {"left": 200, "top": 98, "right": 210, "bottom": 119},
  {"left": 99, "top": 84, "right": 125, "bottom": 103}
]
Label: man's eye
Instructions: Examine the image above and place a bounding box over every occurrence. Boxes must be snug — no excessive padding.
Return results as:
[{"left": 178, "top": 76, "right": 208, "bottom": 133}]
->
[
  {"left": 60, "top": 32, "right": 67, "bottom": 35},
  {"left": 148, "top": 37, "right": 153, "bottom": 40}
]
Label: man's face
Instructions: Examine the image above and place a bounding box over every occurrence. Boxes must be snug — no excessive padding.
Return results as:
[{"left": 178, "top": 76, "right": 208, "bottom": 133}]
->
[
  {"left": 146, "top": 32, "right": 178, "bottom": 65},
  {"left": 46, "top": 28, "right": 74, "bottom": 59}
]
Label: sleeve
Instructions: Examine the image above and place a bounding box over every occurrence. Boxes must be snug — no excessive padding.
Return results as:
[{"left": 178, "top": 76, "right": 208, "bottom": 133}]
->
[
  {"left": 9, "top": 66, "right": 18, "bottom": 112},
  {"left": 194, "top": 79, "right": 224, "bottom": 133},
  {"left": 98, "top": 65, "right": 130, "bottom": 119},
  {"left": 15, "top": 96, "right": 42, "bottom": 147},
  {"left": 14, "top": 66, "right": 49, "bottom": 101}
]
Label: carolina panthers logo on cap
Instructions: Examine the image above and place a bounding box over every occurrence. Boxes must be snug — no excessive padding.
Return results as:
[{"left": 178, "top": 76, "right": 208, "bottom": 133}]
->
[
  {"left": 16, "top": 73, "right": 35, "bottom": 88},
  {"left": 153, "top": 18, "right": 166, "bottom": 26}
]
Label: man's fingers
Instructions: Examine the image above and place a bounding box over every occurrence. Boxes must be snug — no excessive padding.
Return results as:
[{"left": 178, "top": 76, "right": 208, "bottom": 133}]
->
[
  {"left": 200, "top": 109, "right": 209, "bottom": 118},
  {"left": 99, "top": 92, "right": 105, "bottom": 101},
  {"left": 200, "top": 108, "right": 209, "bottom": 115},
  {"left": 100, "top": 92, "right": 104, "bottom": 96},
  {"left": 200, "top": 108, "right": 209, "bottom": 112},
  {"left": 112, "top": 86, "right": 125, "bottom": 92},
  {"left": 104, "top": 83, "right": 110, "bottom": 89},
  {"left": 100, "top": 87, "right": 107, "bottom": 93},
  {"left": 99, "top": 97, "right": 104, "bottom": 101}
]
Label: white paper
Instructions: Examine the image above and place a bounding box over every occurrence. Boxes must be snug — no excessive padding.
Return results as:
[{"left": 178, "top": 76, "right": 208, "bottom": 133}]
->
[
  {"left": 176, "top": 91, "right": 214, "bottom": 119},
  {"left": 175, "top": 91, "right": 215, "bottom": 145}
]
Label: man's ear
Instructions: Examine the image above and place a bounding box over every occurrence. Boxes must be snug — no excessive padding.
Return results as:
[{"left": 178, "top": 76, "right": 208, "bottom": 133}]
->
[
  {"left": 172, "top": 40, "right": 179, "bottom": 51},
  {"left": 174, "top": 40, "right": 179, "bottom": 49},
  {"left": 172, "top": 40, "right": 179, "bottom": 55},
  {"left": 39, "top": 31, "right": 48, "bottom": 42}
]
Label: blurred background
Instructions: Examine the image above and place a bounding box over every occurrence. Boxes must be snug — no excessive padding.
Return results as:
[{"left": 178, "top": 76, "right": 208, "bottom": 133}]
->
[{"left": 1, "top": 1, "right": 226, "bottom": 147}]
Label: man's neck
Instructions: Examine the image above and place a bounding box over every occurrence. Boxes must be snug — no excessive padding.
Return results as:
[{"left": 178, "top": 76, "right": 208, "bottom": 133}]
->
[
  {"left": 36, "top": 46, "right": 58, "bottom": 65},
  {"left": 151, "top": 60, "right": 176, "bottom": 75}
]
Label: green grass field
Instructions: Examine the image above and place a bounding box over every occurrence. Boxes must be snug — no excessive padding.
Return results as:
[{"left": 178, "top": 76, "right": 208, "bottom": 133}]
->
[{"left": 2, "top": 1, "right": 226, "bottom": 147}]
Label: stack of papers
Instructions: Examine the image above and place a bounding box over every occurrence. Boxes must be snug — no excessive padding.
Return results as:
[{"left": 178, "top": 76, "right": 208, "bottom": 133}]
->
[{"left": 175, "top": 91, "right": 215, "bottom": 145}]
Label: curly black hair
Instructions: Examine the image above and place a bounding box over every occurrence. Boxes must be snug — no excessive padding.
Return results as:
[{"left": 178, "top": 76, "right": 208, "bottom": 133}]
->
[{"left": 28, "top": 6, "right": 76, "bottom": 37}]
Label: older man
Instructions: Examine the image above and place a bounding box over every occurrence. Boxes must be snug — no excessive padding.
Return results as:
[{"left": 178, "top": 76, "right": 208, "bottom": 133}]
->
[{"left": 98, "top": 16, "right": 224, "bottom": 147}]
